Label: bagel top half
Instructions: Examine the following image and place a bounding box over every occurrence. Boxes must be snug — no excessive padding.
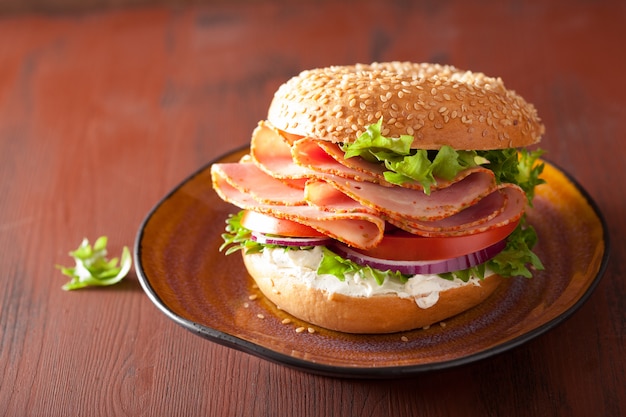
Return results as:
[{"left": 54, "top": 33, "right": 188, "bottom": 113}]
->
[{"left": 267, "top": 62, "right": 544, "bottom": 150}]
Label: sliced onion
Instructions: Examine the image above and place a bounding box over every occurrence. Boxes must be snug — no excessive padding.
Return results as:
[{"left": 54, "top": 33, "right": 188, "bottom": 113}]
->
[
  {"left": 329, "top": 239, "right": 507, "bottom": 275},
  {"left": 250, "top": 231, "right": 332, "bottom": 247}
]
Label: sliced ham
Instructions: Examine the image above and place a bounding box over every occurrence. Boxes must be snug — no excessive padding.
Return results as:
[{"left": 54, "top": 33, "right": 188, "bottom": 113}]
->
[
  {"left": 211, "top": 162, "right": 305, "bottom": 206},
  {"left": 291, "top": 138, "right": 385, "bottom": 184},
  {"left": 212, "top": 119, "right": 528, "bottom": 248},
  {"left": 293, "top": 137, "right": 493, "bottom": 192},
  {"left": 304, "top": 180, "right": 378, "bottom": 214},
  {"left": 304, "top": 170, "right": 497, "bottom": 222},
  {"left": 211, "top": 165, "right": 385, "bottom": 249},
  {"left": 250, "top": 122, "right": 316, "bottom": 180},
  {"left": 390, "top": 184, "right": 527, "bottom": 237}
]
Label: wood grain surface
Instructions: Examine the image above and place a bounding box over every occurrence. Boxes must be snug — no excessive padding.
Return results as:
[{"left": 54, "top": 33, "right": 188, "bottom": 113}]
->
[{"left": 0, "top": 1, "right": 623, "bottom": 416}]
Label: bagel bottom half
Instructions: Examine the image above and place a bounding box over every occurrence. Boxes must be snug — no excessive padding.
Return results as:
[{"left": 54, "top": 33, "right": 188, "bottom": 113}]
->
[{"left": 242, "top": 250, "right": 503, "bottom": 334}]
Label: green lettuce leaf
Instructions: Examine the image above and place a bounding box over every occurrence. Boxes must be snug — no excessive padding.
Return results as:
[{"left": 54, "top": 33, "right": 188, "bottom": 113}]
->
[
  {"left": 56, "top": 236, "right": 131, "bottom": 290},
  {"left": 341, "top": 118, "right": 413, "bottom": 161},
  {"left": 440, "top": 221, "right": 544, "bottom": 281},
  {"left": 341, "top": 118, "right": 488, "bottom": 194},
  {"left": 476, "top": 148, "right": 545, "bottom": 205},
  {"left": 317, "top": 246, "right": 407, "bottom": 285}
]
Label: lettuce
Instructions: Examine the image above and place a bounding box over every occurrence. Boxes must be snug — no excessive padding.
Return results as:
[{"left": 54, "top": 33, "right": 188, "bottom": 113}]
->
[
  {"left": 477, "top": 148, "right": 545, "bottom": 205},
  {"left": 56, "top": 236, "right": 131, "bottom": 290},
  {"left": 341, "top": 118, "right": 488, "bottom": 194},
  {"left": 440, "top": 221, "right": 544, "bottom": 281},
  {"left": 317, "top": 246, "right": 408, "bottom": 285},
  {"left": 341, "top": 118, "right": 545, "bottom": 201}
]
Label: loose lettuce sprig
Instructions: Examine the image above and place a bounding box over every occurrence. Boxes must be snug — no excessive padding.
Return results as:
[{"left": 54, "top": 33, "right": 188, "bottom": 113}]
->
[{"left": 57, "top": 236, "right": 131, "bottom": 290}]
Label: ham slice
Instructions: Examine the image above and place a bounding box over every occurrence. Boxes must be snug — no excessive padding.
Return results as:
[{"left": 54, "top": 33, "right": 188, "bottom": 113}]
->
[
  {"left": 304, "top": 170, "right": 497, "bottom": 222},
  {"left": 291, "top": 138, "right": 385, "bottom": 184},
  {"left": 210, "top": 162, "right": 305, "bottom": 206},
  {"left": 212, "top": 119, "right": 528, "bottom": 248},
  {"left": 250, "top": 122, "right": 316, "bottom": 180},
  {"left": 211, "top": 165, "right": 385, "bottom": 248},
  {"left": 391, "top": 184, "right": 527, "bottom": 237}
]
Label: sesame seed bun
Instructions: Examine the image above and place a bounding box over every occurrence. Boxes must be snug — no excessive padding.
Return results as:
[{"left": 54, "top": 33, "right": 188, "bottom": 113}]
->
[
  {"left": 243, "top": 251, "right": 503, "bottom": 334},
  {"left": 267, "top": 62, "right": 544, "bottom": 150}
]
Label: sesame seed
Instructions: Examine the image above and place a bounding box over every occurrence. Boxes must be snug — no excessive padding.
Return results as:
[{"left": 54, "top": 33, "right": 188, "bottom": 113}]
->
[
  {"left": 281, "top": 318, "right": 292, "bottom": 324},
  {"left": 401, "top": 336, "right": 409, "bottom": 342},
  {"left": 248, "top": 294, "right": 258, "bottom": 301},
  {"left": 295, "top": 327, "right": 306, "bottom": 333},
  {"left": 257, "top": 314, "right": 265, "bottom": 319},
  {"left": 307, "top": 327, "right": 315, "bottom": 334}
]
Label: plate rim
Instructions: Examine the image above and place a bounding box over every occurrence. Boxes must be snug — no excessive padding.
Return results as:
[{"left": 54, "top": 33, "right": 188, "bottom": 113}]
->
[{"left": 134, "top": 146, "right": 610, "bottom": 378}]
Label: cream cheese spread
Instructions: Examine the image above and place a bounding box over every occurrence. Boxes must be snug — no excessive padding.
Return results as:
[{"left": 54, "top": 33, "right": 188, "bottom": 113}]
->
[{"left": 247, "top": 246, "right": 491, "bottom": 309}]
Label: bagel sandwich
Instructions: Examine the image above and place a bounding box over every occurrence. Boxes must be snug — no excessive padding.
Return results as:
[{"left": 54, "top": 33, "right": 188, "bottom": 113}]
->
[{"left": 211, "top": 62, "right": 545, "bottom": 334}]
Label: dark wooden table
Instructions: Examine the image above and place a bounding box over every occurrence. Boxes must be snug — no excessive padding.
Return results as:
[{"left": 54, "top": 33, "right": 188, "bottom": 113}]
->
[{"left": 1, "top": 1, "right": 623, "bottom": 415}]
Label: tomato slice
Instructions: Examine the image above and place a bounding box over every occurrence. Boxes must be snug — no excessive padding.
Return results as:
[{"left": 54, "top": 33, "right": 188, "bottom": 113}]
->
[
  {"left": 352, "top": 220, "right": 520, "bottom": 261},
  {"left": 241, "top": 210, "right": 518, "bottom": 261},
  {"left": 240, "top": 210, "right": 326, "bottom": 237}
]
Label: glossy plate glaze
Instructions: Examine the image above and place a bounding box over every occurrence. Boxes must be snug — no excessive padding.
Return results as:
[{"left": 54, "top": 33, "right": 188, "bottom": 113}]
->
[{"left": 134, "top": 148, "right": 609, "bottom": 378}]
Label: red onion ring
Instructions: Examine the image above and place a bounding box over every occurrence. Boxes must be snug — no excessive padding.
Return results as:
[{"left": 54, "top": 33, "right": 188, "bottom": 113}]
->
[{"left": 328, "top": 239, "right": 507, "bottom": 275}]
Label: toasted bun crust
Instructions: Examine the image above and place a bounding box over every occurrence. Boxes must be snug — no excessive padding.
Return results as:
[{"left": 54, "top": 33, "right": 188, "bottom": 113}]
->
[
  {"left": 243, "top": 252, "right": 503, "bottom": 334},
  {"left": 267, "top": 62, "right": 544, "bottom": 150}
]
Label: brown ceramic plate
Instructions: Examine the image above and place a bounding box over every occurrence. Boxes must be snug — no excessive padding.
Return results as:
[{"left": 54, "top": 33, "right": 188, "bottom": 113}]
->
[{"left": 134, "top": 147, "right": 609, "bottom": 378}]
